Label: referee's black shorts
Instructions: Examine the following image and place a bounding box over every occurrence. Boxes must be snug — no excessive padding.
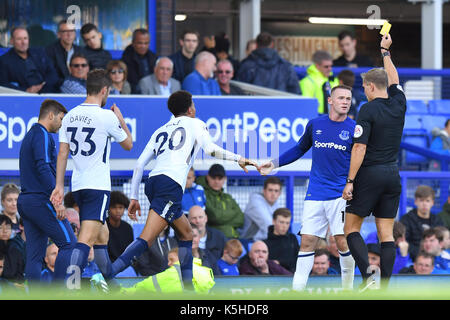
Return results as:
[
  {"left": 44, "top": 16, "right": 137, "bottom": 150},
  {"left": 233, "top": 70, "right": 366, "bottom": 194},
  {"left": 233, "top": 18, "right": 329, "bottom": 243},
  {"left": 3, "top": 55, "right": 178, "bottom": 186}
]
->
[{"left": 346, "top": 163, "right": 401, "bottom": 219}]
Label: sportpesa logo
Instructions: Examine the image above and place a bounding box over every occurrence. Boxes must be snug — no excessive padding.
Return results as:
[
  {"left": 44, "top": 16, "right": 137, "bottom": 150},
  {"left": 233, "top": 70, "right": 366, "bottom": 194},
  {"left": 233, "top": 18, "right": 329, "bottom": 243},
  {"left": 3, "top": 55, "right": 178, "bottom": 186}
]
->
[{"left": 314, "top": 141, "right": 347, "bottom": 150}]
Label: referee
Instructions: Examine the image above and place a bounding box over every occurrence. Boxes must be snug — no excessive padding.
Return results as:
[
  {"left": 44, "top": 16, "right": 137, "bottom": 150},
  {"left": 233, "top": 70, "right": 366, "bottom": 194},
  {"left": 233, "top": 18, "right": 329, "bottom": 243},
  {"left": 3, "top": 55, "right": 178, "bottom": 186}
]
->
[{"left": 342, "top": 33, "right": 406, "bottom": 291}]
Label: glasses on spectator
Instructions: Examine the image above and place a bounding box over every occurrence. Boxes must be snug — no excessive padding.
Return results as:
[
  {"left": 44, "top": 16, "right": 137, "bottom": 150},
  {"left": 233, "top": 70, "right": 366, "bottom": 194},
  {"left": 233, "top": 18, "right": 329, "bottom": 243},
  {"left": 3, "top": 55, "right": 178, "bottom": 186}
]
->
[
  {"left": 227, "top": 252, "right": 240, "bottom": 261},
  {"left": 217, "top": 70, "right": 232, "bottom": 74},
  {"left": 110, "top": 69, "right": 124, "bottom": 74},
  {"left": 71, "top": 63, "right": 88, "bottom": 68}
]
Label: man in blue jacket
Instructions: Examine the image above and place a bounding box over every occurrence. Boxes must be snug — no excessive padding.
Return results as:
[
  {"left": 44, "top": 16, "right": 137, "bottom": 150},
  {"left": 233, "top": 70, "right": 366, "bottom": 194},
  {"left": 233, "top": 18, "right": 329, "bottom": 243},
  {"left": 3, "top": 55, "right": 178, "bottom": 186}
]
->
[
  {"left": 237, "top": 32, "right": 301, "bottom": 95},
  {"left": 0, "top": 27, "right": 58, "bottom": 93}
]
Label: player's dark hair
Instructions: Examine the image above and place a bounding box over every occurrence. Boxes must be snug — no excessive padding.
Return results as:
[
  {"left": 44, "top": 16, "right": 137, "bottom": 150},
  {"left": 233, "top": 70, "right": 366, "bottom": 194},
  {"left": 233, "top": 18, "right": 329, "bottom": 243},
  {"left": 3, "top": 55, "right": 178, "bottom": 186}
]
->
[
  {"left": 132, "top": 28, "right": 149, "bottom": 42},
  {"left": 337, "top": 70, "right": 356, "bottom": 87},
  {"left": 86, "top": 69, "right": 112, "bottom": 96},
  {"left": 273, "top": 208, "right": 291, "bottom": 220},
  {"left": 264, "top": 176, "right": 282, "bottom": 189},
  {"left": 414, "top": 185, "right": 435, "bottom": 201},
  {"left": 167, "top": 90, "right": 193, "bottom": 116},
  {"left": 38, "top": 99, "right": 68, "bottom": 120},
  {"left": 256, "top": 32, "right": 273, "bottom": 48},
  {"left": 338, "top": 30, "right": 355, "bottom": 41},
  {"left": 330, "top": 85, "right": 353, "bottom": 96},
  {"left": 110, "top": 191, "right": 130, "bottom": 208},
  {"left": 361, "top": 68, "right": 388, "bottom": 90},
  {"left": 81, "top": 23, "right": 98, "bottom": 35}
]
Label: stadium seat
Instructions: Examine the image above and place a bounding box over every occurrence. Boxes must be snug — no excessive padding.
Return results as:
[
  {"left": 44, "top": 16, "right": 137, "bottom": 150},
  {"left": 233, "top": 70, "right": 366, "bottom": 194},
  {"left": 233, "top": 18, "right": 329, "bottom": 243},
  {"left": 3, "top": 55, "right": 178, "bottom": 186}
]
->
[
  {"left": 360, "top": 220, "right": 377, "bottom": 241},
  {"left": 428, "top": 100, "right": 450, "bottom": 115},
  {"left": 115, "top": 266, "right": 138, "bottom": 278},
  {"left": 421, "top": 114, "right": 447, "bottom": 133},
  {"left": 402, "top": 128, "right": 430, "bottom": 167},
  {"left": 406, "top": 100, "right": 428, "bottom": 114},
  {"left": 403, "top": 114, "right": 424, "bottom": 130},
  {"left": 132, "top": 223, "right": 145, "bottom": 239}
]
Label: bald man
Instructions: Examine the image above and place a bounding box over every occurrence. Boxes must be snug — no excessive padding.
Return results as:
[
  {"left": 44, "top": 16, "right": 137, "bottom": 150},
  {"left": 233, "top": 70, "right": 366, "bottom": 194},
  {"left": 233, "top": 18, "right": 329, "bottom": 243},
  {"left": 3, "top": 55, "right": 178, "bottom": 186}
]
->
[
  {"left": 239, "top": 240, "right": 292, "bottom": 275},
  {"left": 181, "top": 51, "right": 221, "bottom": 95},
  {"left": 188, "top": 205, "right": 227, "bottom": 262},
  {"left": 138, "top": 56, "right": 181, "bottom": 95}
]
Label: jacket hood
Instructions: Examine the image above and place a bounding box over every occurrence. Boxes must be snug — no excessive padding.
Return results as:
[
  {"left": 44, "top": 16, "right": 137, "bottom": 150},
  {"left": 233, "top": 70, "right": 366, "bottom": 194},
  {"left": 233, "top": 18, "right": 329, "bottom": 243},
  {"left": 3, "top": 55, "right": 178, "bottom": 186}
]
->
[
  {"left": 306, "top": 64, "right": 331, "bottom": 80},
  {"left": 250, "top": 48, "right": 282, "bottom": 69}
]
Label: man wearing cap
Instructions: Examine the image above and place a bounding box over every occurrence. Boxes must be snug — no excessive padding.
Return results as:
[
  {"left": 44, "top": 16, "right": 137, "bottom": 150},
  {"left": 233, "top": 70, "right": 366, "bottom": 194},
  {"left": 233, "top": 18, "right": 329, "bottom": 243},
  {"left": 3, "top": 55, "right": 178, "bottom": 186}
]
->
[{"left": 196, "top": 164, "right": 244, "bottom": 239}]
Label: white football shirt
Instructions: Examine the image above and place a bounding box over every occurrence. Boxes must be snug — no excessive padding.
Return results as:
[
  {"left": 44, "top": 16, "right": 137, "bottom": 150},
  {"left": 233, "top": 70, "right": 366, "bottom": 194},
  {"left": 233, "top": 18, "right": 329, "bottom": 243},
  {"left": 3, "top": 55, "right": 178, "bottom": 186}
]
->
[
  {"left": 59, "top": 103, "right": 128, "bottom": 191},
  {"left": 129, "top": 116, "right": 241, "bottom": 200}
]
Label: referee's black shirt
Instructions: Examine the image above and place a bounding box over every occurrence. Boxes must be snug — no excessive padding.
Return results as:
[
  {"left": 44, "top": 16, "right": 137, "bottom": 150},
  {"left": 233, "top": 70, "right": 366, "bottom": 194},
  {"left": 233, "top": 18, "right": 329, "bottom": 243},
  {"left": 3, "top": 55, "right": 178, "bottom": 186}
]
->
[{"left": 353, "top": 84, "right": 406, "bottom": 166}]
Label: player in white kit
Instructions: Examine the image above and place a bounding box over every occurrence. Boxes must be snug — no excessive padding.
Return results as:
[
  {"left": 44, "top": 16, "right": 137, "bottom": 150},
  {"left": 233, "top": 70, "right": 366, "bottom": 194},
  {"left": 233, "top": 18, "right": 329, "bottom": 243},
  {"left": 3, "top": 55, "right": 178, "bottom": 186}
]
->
[
  {"left": 50, "top": 69, "right": 133, "bottom": 289},
  {"left": 104, "top": 90, "right": 257, "bottom": 290}
]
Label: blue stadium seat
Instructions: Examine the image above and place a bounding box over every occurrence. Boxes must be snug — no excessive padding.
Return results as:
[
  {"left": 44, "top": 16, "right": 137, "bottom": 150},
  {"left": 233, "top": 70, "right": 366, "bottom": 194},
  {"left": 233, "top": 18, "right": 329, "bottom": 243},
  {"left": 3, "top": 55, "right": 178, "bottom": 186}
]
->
[
  {"left": 421, "top": 114, "right": 448, "bottom": 133},
  {"left": 402, "top": 128, "right": 429, "bottom": 166},
  {"left": 132, "top": 223, "right": 145, "bottom": 239},
  {"left": 403, "top": 114, "right": 424, "bottom": 130},
  {"left": 428, "top": 100, "right": 450, "bottom": 115},
  {"left": 360, "top": 221, "right": 377, "bottom": 241},
  {"left": 406, "top": 100, "right": 428, "bottom": 114},
  {"left": 115, "top": 266, "right": 138, "bottom": 278}
]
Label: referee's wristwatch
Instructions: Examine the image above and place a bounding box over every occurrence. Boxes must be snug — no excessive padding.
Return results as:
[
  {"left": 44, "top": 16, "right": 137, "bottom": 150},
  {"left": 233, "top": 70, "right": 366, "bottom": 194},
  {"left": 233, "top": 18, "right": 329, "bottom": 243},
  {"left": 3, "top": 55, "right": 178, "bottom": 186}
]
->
[{"left": 346, "top": 178, "right": 354, "bottom": 184}]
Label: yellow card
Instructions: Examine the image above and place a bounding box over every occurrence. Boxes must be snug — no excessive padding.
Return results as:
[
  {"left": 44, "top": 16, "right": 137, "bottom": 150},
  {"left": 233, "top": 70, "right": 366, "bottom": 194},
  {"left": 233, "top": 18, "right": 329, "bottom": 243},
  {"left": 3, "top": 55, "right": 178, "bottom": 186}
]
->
[{"left": 380, "top": 21, "right": 392, "bottom": 35}]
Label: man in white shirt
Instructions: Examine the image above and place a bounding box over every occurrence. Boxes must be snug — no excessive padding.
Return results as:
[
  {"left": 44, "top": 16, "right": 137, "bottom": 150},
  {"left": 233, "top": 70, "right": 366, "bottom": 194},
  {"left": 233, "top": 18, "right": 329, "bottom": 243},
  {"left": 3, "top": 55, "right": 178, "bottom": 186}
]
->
[
  {"left": 50, "top": 69, "right": 133, "bottom": 289},
  {"left": 106, "top": 90, "right": 256, "bottom": 290}
]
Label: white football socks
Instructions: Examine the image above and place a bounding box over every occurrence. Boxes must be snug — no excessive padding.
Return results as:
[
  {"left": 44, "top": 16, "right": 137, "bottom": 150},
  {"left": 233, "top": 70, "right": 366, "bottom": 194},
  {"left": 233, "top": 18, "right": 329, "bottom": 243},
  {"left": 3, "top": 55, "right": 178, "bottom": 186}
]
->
[
  {"left": 339, "top": 250, "right": 355, "bottom": 291},
  {"left": 292, "top": 251, "right": 315, "bottom": 291}
]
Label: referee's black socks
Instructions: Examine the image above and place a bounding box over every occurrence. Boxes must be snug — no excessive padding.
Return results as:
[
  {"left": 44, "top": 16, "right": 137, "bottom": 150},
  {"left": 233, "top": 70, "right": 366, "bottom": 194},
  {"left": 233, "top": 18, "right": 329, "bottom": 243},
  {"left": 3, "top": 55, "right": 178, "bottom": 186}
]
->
[
  {"left": 346, "top": 232, "right": 370, "bottom": 279},
  {"left": 380, "top": 241, "right": 395, "bottom": 286}
]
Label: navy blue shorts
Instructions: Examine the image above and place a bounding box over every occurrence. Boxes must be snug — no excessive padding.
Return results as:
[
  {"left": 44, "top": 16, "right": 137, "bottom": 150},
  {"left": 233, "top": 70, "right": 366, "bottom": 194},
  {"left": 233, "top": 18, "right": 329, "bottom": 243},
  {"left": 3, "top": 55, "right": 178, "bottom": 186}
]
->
[
  {"left": 72, "top": 189, "right": 110, "bottom": 224},
  {"left": 145, "top": 174, "right": 183, "bottom": 224}
]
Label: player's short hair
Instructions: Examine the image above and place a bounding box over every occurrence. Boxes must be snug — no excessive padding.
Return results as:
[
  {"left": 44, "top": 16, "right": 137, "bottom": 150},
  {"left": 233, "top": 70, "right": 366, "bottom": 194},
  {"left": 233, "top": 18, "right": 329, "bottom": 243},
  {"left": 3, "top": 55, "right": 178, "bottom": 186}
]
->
[
  {"left": 361, "top": 68, "right": 388, "bottom": 90},
  {"left": 314, "top": 248, "right": 330, "bottom": 258},
  {"left": 337, "top": 70, "right": 356, "bottom": 87},
  {"left": 132, "top": 28, "right": 149, "bottom": 42},
  {"left": 330, "top": 84, "right": 352, "bottom": 96},
  {"left": 80, "top": 23, "right": 98, "bottom": 35},
  {"left": 273, "top": 208, "right": 291, "bottom": 220},
  {"left": 110, "top": 191, "right": 130, "bottom": 208},
  {"left": 393, "top": 221, "right": 406, "bottom": 241},
  {"left": 86, "top": 69, "right": 112, "bottom": 96},
  {"left": 224, "top": 239, "right": 243, "bottom": 256},
  {"left": 414, "top": 185, "right": 435, "bottom": 201},
  {"left": 263, "top": 176, "right": 282, "bottom": 189},
  {"left": 256, "top": 32, "right": 273, "bottom": 48},
  {"left": 1, "top": 183, "right": 20, "bottom": 201},
  {"left": 38, "top": 99, "right": 68, "bottom": 120},
  {"left": 167, "top": 90, "right": 193, "bottom": 116},
  {"left": 338, "top": 30, "right": 355, "bottom": 41},
  {"left": 312, "top": 50, "right": 333, "bottom": 64}
]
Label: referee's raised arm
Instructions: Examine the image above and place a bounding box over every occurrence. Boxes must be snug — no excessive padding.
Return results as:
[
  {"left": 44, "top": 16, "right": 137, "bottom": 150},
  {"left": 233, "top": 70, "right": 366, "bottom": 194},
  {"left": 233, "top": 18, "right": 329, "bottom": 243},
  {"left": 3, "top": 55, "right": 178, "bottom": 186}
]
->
[{"left": 380, "top": 33, "right": 399, "bottom": 86}]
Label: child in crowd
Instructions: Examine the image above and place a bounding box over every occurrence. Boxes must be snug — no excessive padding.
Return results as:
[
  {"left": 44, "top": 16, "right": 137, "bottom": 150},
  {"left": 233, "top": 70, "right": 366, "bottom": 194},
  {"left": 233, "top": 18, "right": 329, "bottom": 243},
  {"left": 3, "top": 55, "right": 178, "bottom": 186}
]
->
[{"left": 217, "top": 239, "right": 243, "bottom": 276}]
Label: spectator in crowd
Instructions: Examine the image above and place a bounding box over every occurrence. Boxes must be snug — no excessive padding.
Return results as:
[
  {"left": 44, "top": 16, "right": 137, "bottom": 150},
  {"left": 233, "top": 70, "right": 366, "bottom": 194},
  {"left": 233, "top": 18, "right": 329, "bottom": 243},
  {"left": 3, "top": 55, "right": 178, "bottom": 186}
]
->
[
  {"left": 0, "top": 27, "right": 58, "bottom": 93},
  {"left": 64, "top": 191, "right": 79, "bottom": 213},
  {"left": 333, "top": 30, "right": 374, "bottom": 68},
  {"left": 0, "top": 215, "right": 24, "bottom": 282},
  {"left": 311, "top": 249, "right": 339, "bottom": 275},
  {"left": 400, "top": 185, "right": 444, "bottom": 261},
  {"left": 9, "top": 217, "right": 25, "bottom": 266},
  {"left": 337, "top": 69, "right": 365, "bottom": 119},
  {"left": 217, "top": 239, "right": 243, "bottom": 276},
  {"left": 263, "top": 208, "right": 299, "bottom": 273},
  {"left": 392, "top": 221, "right": 413, "bottom": 274},
  {"left": 1, "top": 183, "right": 21, "bottom": 238},
  {"left": 45, "top": 20, "right": 83, "bottom": 88},
  {"left": 133, "top": 226, "right": 177, "bottom": 276},
  {"left": 169, "top": 30, "right": 199, "bottom": 83},
  {"left": 60, "top": 53, "right": 89, "bottom": 94},
  {"left": 237, "top": 32, "right": 300, "bottom": 95},
  {"left": 182, "top": 167, "right": 206, "bottom": 215},
  {"left": 65, "top": 207, "right": 80, "bottom": 237},
  {"left": 40, "top": 242, "right": 58, "bottom": 283},
  {"left": 182, "top": 51, "right": 221, "bottom": 95},
  {"left": 200, "top": 34, "right": 216, "bottom": 55},
  {"left": 196, "top": 164, "right": 244, "bottom": 238},
  {"left": 138, "top": 57, "right": 181, "bottom": 96},
  {"left": 106, "top": 60, "right": 131, "bottom": 95},
  {"left": 421, "top": 228, "right": 450, "bottom": 273},
  {"left": 215, "top": 59, "right": 245, "bottom": 95},
  {"left": 244, "top": 39, "right": 257, "bottom": 59},
  {"left": 121, "top": 28, "right": 157, "bottom": 94},
  {"left": 214, "top": 34, "right": 240, "bottom": 77},
  {"left": 438, "top": 196, "right": 450, "bottom": 230},
  {"left": 300, "top": 50, "right": 339, "bottom": 115},
  {"left": 399, "top": 251, "right": 435, "bottom": 275},
  {"left": 239, "top": 240, "right": 292, "bottom": 275},
  {"left": 435, "top": 226, "right": 450, "bottom": 253},
  {"left": 241, "top": 176, "right": 282, "bottom": 241},
  {"left": 80, "top": 23, "right": 112, "bottom": 70},
  {"left": 191, "top": 223, "right": 220, "bottom": 274},
  {"left": 106, "top": 191, "right": 134, "bottom": 263},
  {"left": 430, "top": 119, "right": 450, "bottom": 170},
  {"left": 188, "top": 205, "right": 227, "bottom": 264}
]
